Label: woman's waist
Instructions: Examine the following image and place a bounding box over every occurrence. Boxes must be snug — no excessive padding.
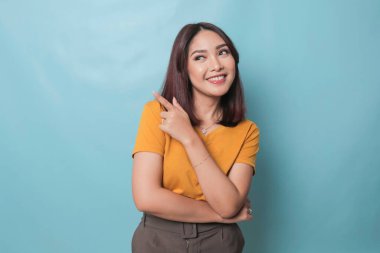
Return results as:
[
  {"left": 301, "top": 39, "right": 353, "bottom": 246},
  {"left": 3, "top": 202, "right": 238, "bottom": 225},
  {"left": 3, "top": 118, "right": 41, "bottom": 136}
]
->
[{"left": 141, "top": 213, "right": 234, "bottom": 239}]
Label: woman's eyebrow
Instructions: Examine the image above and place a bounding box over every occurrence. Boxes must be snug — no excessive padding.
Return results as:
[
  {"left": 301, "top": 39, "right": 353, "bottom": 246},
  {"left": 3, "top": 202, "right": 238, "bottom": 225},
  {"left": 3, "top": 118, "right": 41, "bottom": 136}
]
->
[
  {"left": 215, "top": 43, "right": 227, "bottom": 49},
  {"left": 190, "top": 49, "right": 207, "bottom": 56},
  {"left": 190, "top": 43, "right": 228, "bottom": 56}
]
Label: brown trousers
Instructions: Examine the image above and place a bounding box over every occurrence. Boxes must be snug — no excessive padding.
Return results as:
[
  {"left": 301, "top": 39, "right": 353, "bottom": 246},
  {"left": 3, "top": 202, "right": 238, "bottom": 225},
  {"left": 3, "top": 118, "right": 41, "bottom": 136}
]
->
[{"left": 132, "top": 213, "right": 245, "bottom": 253}]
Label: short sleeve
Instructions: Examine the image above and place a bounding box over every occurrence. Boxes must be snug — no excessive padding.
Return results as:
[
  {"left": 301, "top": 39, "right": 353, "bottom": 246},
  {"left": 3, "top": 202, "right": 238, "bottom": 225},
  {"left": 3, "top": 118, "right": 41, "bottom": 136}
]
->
[
  {"left": 235, "top": 123, "right": 260, "bottom": 175},
  {"left": 132, "top": 101, "right": 165, "bottom": 157}
]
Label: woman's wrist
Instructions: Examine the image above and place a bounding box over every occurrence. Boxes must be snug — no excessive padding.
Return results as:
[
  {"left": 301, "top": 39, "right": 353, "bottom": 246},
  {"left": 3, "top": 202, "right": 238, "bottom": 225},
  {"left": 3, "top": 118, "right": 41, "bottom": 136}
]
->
[{"left": 181, "top": 128, "right": 200, "bottom": 147}]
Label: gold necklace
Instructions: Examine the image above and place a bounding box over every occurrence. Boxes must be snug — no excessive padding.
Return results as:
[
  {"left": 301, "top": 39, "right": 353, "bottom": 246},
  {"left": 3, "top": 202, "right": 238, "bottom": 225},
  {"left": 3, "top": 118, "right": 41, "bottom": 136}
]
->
[{"left": 198, "top": 111, "right": 221, "bottom": 135}]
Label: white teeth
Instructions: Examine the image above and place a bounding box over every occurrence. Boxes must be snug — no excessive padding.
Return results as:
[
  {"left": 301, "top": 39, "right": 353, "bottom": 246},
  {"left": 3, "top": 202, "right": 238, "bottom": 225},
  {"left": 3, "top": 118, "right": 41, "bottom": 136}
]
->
[{"left": 208, "top": 75, "right": 225, "bottom": 81}]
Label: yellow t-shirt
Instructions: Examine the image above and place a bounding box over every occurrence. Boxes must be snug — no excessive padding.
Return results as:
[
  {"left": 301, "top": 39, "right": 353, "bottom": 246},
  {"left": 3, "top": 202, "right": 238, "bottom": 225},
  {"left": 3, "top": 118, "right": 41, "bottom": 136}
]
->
[{"left": 132, "top": 100, "right": 260, "bottom": 201}]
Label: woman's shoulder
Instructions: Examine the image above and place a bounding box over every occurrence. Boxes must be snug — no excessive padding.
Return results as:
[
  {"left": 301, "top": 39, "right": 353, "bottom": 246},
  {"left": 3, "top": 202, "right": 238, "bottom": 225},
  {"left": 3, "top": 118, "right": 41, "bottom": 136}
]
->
[
  {"left": 220, "top": 119, "right": 258, "bottom": 138},
  {"left": 232, "top": 119, "right": 260, "bottom": 144},
  {"left": 235, "top": 119, "right": 259, "bottom": 131},
  {"left": 141, "top": 100, "right": 164, "bottom": 115},
  {"left": 227, "top": 119, "right": 259, "bottom": 140},
  {"left": 137, "top": 100, "right": 164, "bottom": 124},
  {"left": 143, "top": 99, "right": 161, "bottom": 110}
]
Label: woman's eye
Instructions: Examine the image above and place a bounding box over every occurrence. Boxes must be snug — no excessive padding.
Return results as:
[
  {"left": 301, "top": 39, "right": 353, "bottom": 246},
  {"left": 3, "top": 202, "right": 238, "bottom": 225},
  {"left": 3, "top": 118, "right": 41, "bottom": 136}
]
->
[
  {"left": 219, "top": 49, "right": 230, "bottom": 55},
  {"left": 194, "top": 55, "right": 205, "bottom": 61}
]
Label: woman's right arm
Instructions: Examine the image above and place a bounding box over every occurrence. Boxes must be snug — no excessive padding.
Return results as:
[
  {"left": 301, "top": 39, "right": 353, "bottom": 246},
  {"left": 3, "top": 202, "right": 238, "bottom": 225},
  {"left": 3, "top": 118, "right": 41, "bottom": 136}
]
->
[{"left": 132, "top": 152, "right": 251, "bottom": 223}]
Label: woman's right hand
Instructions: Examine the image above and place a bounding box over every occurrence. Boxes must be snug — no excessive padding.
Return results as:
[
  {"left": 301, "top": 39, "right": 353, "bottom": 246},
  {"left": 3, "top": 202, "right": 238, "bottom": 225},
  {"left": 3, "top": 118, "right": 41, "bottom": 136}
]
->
[{"left": 220, "top": 199, "right": 253, "bottom": 224}]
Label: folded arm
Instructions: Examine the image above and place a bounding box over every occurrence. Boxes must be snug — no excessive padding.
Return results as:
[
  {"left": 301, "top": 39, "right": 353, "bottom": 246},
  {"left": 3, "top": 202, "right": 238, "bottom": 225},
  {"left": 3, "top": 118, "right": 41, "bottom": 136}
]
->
[
  {"left": 183, "top": 135, "right": 254, "bottom": 218},
  {"left": 132, "top": 152, "right": 252, "bottom": 223},
  {"left": 153, "top": 93, "right": 254, "bottom": 219}
]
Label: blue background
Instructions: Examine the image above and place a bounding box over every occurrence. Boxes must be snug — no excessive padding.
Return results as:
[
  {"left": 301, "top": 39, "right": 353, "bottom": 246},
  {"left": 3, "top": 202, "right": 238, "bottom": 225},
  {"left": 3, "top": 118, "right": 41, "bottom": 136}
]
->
[{"left": 1, "top": 0, "right": 379, "bottom": 252}]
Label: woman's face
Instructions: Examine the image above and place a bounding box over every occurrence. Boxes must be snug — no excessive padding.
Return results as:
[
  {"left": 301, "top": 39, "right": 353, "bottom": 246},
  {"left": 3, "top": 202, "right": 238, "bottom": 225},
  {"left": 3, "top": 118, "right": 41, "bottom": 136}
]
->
[{"left": 187, "top": 30, "right": 236, "bottom": 99}]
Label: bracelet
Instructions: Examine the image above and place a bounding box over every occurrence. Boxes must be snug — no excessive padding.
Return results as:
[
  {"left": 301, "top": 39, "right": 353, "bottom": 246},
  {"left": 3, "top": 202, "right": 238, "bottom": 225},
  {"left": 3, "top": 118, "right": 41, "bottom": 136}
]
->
[{"left": 193, "top": 154, "right": 210, "bottom": 168}]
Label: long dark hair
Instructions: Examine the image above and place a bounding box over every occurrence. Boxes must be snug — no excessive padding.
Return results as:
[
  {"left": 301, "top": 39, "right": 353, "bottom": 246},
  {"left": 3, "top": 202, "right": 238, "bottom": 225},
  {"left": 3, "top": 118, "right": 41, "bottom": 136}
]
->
[{"left": 161, "top": 22, "right": 246, "bottom": 127}]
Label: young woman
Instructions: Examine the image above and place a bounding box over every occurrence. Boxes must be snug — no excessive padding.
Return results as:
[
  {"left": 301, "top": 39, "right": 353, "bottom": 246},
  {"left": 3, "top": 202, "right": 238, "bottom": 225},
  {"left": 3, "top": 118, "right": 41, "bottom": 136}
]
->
[{"left": 131, "top": 22, "right": 260, "bottom": 253}]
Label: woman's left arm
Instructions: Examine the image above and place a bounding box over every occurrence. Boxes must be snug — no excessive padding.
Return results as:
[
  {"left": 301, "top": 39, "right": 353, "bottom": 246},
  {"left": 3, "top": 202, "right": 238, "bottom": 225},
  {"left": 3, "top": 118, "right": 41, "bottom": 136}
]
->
[
  {"left": 154, "top": 92, "right": 254, "bottom": 219},
  {"left": 183, "top": 136, "right": 253, "bottom": 219}
]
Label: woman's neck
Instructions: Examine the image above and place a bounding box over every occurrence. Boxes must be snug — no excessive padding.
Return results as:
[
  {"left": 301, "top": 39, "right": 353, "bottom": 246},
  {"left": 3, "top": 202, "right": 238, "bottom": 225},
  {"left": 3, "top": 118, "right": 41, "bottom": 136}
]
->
[{"left": 193, "top": 96, "right": 221, "bottom": 126}]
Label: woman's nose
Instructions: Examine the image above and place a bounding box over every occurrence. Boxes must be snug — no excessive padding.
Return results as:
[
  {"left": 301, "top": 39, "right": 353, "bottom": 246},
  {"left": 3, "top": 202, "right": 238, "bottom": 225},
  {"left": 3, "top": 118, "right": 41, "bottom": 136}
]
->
[{"left": 208, "top": 56, "right": 223, "bottom": 71}]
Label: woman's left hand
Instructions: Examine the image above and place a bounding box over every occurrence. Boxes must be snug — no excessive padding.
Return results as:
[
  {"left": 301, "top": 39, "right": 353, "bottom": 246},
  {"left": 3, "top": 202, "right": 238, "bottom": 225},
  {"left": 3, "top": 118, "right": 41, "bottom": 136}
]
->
[{"left": 153, "top": 92, "right": 196, "bottom": 144}]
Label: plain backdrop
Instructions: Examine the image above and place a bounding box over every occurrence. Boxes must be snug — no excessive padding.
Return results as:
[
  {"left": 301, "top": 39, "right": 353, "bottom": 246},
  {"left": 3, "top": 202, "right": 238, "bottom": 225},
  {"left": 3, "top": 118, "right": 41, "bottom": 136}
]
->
[{"left": 1, "top": 0, "right": 379, "bottom": 252}]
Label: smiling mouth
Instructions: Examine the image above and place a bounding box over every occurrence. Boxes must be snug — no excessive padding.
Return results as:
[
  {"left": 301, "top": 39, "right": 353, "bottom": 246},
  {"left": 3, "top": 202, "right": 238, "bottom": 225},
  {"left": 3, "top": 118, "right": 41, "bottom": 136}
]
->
[{"left": 207, "top": 74, "right": 227, "bottom": 84}]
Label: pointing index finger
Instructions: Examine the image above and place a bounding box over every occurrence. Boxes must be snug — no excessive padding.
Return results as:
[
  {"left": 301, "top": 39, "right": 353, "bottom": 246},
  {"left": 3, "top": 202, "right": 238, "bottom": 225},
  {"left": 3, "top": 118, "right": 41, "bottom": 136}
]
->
[{"left": 153, "top": 91, "right": 173, "bottom": 111}]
